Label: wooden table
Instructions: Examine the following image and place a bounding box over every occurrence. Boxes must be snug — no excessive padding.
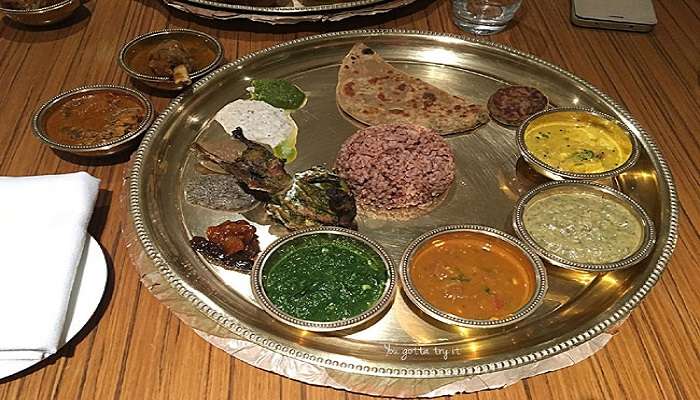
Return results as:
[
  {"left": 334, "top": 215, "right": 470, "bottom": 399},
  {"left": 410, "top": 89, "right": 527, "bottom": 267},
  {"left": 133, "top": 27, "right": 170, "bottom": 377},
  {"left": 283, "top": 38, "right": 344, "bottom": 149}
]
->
[{"left": 1, "top": 0, "right": 698, "bottom": 398}]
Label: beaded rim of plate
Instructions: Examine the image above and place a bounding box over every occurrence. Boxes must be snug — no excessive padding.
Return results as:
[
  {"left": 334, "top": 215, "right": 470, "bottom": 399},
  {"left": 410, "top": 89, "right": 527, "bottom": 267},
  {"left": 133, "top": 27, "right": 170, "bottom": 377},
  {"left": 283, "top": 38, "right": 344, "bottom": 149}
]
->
[{"left": 186, "top": 0, "right": 386, "bottom": 15}]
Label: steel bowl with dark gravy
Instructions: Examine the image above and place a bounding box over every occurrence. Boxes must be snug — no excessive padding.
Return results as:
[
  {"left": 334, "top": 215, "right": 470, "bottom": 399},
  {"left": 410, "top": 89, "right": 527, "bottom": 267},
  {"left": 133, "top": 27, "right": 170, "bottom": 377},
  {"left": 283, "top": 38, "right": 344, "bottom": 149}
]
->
[
  {"left": 119, "top": 29, "right": 223, "bottom": 91},
  {"left": 0, "top": 0, "right": 80, "bottom": 26},
  {"left": 32, "top": 85, "right": 154, "bottom": 157}
]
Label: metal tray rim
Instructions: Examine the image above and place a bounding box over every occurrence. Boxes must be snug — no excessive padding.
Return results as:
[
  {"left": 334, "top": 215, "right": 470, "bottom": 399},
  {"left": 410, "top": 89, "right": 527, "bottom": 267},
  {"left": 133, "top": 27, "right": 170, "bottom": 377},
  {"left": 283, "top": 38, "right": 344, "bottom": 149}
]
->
[
  {"left": 128, "top": 29, "right": 679, "bottom": 378},
  {"left": 181, "top": 0, "right": 388, "bottom": 15}
]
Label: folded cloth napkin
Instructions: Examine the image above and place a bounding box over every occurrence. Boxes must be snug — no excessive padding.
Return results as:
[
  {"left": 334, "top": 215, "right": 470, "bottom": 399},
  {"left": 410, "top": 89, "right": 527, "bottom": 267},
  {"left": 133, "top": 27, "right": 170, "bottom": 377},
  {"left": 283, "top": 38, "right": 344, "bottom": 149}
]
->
[{"left": 0, "top": 172, "right": 99, "bottom": 361}]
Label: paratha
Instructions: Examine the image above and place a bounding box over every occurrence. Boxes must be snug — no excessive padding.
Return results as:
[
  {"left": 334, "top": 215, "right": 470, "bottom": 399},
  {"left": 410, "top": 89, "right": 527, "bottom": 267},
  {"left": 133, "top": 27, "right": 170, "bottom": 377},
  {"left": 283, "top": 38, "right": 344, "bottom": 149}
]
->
[{"left": 336, "top": 43, "right": 489, "bottom": 135}]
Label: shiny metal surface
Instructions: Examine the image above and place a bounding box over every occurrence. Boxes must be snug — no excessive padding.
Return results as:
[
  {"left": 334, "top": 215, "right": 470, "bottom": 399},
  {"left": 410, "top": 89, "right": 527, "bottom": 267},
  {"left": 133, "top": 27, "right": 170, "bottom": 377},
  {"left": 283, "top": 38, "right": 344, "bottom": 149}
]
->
[
  {"left": 251, "top": 227, "right": 397, "bottom": 332},
  {"left": 128, "top": 30, "right": 678, "bottom": 378},
  {"left": 399, "top": 225, "right": 547, "bottom": 328},
  {"left": 32, "top": 84, "right": 154, "bottom": 157},
  {"left": 161, "top": 0, "right": 419, "bottom": 24},
  {"left": 512, "top": 181, "right": 656, "bottom": 272},
  {"left": 0, "top": 0, "right": 79, "bottom": 26},
  {"left": 516, "top": 108, "right": 641, "bottom": 181},
  {"left": 118, "top": 29, "right": 224, "bottom": 91},
  {"left": 185, "top": 0, "right": 385, "bottom": 14}
]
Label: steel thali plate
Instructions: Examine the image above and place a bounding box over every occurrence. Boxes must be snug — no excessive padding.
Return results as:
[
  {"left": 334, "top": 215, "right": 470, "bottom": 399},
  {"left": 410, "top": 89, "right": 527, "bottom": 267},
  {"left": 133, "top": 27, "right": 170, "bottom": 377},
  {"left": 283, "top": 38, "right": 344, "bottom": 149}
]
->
[
  {"left": 182, "top": 0, "right": 386, "bottom": 14},
  {"left": 161, "top": 0, "right": 419, "bottom": 24},
  {"left": 128, "top": 30, "right": 678, "bottom": 378}
]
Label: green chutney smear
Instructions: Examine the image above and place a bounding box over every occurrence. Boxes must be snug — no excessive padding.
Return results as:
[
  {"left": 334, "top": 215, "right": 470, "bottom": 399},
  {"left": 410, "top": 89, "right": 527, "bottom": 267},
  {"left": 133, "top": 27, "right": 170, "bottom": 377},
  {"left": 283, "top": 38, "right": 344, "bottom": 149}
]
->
[
  {"left": 262, "top": 234, "right": 388, "bottom": 322},
  {"left": 249, "top": 79, "right": 307, "bottom": 110}
]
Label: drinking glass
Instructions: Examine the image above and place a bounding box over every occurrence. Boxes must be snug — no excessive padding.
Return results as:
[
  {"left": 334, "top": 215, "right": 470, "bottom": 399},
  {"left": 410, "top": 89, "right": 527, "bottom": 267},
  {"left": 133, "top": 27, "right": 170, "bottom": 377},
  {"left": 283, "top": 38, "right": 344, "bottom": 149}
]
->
[{"left": 452, "top": 0, "right": 523, "bottom": 35}]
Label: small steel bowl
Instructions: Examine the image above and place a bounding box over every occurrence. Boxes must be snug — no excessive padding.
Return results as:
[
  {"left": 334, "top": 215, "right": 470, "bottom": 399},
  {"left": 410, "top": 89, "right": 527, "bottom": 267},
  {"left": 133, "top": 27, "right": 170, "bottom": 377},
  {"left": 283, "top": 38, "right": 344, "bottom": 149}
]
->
[
  {"left": 251, "top": 227, "right": 397, "bottom": 333},
  {"left": 513, "top": 181, "right": 656, "bottom": 272},
  {"left": 0, "top": 0, "right": 80, "bottom": 26},
  {"left": 118, "top": 29, "right": 224, "bottom": 92},
  {"left": 399, "top": 225, "right": 548, "bottom": 329},
  {"left": 32, "top": 84, "right": 154, "bottom": 157},
  {"left": 516, "top": 107, "right": 640, "bottom": 181}
]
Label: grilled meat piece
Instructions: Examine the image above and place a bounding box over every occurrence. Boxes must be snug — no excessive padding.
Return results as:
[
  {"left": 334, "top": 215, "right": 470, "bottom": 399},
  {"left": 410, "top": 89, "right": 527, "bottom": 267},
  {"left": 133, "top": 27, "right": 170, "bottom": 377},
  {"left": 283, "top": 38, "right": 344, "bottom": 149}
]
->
[
  {"left": 191, "top": 129, "right": 357, "bottom": 230},
  {"left": 147, "top": 39, "right": 194, "bottom": 85},
  {"left": 192, "top": 128, "right": 292, "bottom": 195}
]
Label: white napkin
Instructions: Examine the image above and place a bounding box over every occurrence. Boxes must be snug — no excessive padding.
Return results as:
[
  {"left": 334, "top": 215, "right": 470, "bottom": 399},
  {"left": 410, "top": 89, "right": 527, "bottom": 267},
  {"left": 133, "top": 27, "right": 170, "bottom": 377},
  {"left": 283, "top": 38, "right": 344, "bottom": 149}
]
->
[{"left": 0, "top": 172, "right": 99, "bottom": 361}]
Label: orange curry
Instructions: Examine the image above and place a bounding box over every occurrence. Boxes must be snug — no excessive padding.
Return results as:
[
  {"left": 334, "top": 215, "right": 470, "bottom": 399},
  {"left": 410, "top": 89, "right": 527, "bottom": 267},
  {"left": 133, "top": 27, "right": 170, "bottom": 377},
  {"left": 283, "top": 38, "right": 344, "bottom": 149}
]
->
[{"left": 410, "top": 231, "right": 535, "bottom": 321}]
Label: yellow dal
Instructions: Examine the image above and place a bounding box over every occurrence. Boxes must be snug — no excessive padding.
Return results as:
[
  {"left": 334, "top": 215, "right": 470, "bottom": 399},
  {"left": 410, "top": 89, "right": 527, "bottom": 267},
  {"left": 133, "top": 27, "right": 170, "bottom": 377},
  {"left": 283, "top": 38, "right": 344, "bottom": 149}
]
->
[{"left": 524, "top": 112, "right": 633, "bottom": 174}]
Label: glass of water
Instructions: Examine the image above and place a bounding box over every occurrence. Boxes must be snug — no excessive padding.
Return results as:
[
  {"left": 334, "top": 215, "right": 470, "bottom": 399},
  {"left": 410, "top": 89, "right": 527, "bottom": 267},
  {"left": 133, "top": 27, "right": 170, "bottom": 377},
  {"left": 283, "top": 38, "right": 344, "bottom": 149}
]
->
[{"left": 452, "top": 0, "right": 523, "bottom": 35}]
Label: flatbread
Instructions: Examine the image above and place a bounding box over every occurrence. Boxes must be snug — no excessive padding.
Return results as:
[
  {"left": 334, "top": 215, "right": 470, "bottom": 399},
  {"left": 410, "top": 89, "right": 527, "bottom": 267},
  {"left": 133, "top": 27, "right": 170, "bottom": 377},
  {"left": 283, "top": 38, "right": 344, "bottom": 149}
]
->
[{"left": 336, "top": 43, "right": 489, "bottom": 135}]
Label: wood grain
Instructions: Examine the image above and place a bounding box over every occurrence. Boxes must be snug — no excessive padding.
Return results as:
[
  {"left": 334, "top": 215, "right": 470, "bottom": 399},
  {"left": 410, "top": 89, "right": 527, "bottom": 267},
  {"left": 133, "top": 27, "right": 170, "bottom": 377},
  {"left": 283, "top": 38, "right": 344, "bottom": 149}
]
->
[{"left": 1, "top": 0, "right": 698, "bottom": 399}]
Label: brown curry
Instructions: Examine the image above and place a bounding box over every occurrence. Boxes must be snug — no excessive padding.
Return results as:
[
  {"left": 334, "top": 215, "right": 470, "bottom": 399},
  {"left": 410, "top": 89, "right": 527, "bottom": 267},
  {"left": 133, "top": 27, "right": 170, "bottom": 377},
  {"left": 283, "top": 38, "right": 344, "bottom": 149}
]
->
[
  {"left": 127, "top": 35, "right": 217, "bottom": 78},
  {"left": 45, "top": 91, "right": 145, "bottom": 146},
  {"left": 409, "top": 231, "right": 535, "bottom": 321}
]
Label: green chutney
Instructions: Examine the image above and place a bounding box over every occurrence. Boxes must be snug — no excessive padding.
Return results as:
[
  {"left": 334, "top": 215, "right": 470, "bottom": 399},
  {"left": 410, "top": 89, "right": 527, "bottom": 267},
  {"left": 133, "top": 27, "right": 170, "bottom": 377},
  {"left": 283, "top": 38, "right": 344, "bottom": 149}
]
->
[
  {"left": 250, "top": 79, "right": 306, "bottom": 110},
  {"left": 262, "top": 234, "right": 388, "bottom": 322}
]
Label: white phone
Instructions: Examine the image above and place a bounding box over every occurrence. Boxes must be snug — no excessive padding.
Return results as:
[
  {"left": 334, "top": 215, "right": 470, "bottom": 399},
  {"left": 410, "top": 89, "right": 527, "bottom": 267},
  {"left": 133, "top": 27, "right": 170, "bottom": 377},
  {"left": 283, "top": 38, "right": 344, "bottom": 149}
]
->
[{"left": 571, "top": 0, "right": 657, "bottom": 32}]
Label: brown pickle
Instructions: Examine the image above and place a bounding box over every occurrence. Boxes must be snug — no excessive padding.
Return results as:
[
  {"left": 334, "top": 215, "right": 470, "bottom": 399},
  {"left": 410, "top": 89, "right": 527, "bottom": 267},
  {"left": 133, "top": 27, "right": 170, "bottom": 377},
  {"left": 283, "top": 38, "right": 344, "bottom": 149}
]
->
[{"left": 190, "top": 220, "right": 260, "bottom": 271}]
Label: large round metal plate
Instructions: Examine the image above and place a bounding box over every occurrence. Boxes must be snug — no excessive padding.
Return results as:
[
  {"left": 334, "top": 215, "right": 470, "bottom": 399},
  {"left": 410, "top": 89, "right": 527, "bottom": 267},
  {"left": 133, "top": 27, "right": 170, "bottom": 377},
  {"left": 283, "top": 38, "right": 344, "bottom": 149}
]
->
[
  {"left": 129, "top": 30, "right": 678, "bottom": 378},
  {"left": 183, "top": 0, "right": 386, "bottom": 14},
  {"left": 161, "top": 0, "right": 420, "bottom": 24}
]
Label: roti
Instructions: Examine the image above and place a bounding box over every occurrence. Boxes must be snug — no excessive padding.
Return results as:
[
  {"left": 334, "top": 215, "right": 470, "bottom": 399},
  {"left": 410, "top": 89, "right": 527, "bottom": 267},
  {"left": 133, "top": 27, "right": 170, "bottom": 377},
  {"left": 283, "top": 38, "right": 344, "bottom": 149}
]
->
[{"left": 336, "top": 43, "right": 489, "bottom": 135}]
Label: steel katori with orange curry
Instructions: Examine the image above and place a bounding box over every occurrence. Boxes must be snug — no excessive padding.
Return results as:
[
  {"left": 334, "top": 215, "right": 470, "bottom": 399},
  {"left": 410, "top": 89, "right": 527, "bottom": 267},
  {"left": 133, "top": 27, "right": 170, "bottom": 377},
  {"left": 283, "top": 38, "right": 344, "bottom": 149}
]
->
[{"left": 408, "top": 231, "right": 536, "bottom": 321}]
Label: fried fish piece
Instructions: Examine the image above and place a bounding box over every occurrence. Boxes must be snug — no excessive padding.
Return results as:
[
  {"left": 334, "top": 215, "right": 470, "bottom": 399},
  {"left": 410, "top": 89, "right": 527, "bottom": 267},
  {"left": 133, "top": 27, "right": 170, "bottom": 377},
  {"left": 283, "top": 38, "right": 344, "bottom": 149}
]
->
[
  {"left": 266, "top": 166, "right": 357, "bottom": 230},
  {"left": 192, "top": 127, "right": 292, "bottom": 194}
]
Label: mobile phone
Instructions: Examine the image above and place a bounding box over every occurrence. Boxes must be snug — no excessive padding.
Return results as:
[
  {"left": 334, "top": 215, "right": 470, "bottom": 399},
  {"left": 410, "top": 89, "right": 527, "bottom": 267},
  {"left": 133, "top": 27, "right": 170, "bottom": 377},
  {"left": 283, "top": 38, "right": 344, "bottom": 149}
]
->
[{"left": 571, "top": 0, "right": 657, "bottom": 32}]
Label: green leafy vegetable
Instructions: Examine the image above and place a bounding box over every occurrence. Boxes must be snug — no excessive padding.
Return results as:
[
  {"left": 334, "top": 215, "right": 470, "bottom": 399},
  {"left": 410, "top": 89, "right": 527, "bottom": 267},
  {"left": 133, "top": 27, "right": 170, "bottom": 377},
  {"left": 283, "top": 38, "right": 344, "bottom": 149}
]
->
[
  {"left": 263, "top": 234, "right": 387, "bottom": 322},
  {"left": 574, "top": 149, "right": 600, "bottom": 161},
  {"left": 249, "top": 79, "right": 307, "bottom": 110}
]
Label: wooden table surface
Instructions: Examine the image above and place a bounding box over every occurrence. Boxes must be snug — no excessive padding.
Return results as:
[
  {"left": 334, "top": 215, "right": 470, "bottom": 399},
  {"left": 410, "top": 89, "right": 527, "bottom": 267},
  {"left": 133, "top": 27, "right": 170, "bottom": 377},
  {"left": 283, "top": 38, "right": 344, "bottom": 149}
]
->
[{"left": 0, "top": 0, "right": 698, "bottom": 398}]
